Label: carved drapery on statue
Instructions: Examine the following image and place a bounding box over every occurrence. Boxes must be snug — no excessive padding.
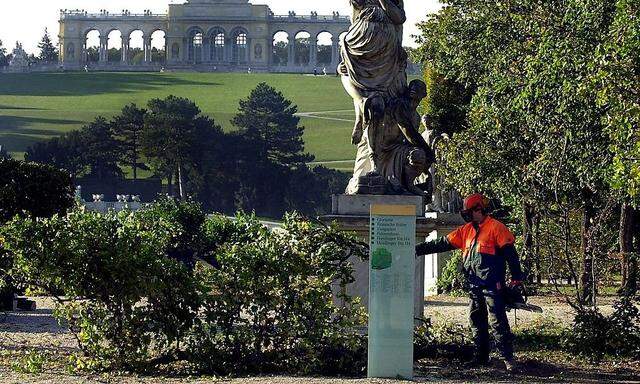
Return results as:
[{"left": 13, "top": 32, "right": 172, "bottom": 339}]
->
[{"left": 339, "top": 0, "right": 434, "bottom": 197}]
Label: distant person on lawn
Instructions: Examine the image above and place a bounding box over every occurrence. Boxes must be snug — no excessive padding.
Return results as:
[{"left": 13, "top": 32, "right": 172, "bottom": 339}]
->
[{"left": 415, "top": 193, "right": 525, "bottom": 372}]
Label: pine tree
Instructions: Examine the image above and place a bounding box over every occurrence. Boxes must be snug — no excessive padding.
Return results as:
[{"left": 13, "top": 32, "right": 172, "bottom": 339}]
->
[
  {"left": 112, "top": 104, "right": 148, "bottom": 180},
  {"left": 38, "top": 28, "right": 58, "bottom": 63},
  {"left": 232, "top": 82, "right": 313, "bottom": 168}
]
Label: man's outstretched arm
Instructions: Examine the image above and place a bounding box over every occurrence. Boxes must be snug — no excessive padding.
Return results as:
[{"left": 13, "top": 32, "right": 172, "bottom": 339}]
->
[{"left": 416, "top": 236, "right": 456, "bottom": 256}]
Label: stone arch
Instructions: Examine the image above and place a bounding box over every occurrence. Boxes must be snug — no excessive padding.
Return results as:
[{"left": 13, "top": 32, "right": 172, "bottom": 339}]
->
[
  {"left": 207, "top": 27, "right": 226, "bottom": 62},
  {"left": 316, "top": 31, "right": 333, "bottom": 66},
  {"left": 272, "top": 30, "right": 289, "bottom": 66},
  {"left": 149, "top": 30, "right": 167, "bottom": 64},
  {"left": 186, "top": 26, "right": 205, "bottom": 63},
  {"left": 294, "top": 30, "right": 311, "bottom": 66},
  {"left": 106, "top": 29, "right": 123, "bottom": 62},
  {"left": 127, "top": 29, "right": 145, "bottom": 64},
  {"left": 230, "top": 27, "right": 249, "bottom": 65},
  {"left": 84, "top": 29, "right": 101, "bottom": 63}
]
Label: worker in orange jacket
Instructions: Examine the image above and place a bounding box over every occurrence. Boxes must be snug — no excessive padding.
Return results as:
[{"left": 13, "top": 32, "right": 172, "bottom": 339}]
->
[{"left": 416, "top": 193, "right": 524, "bottom": 371}]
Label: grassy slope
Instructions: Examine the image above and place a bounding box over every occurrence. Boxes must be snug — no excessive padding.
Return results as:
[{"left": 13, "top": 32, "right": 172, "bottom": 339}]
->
[{"left": 0, "top": 72, "right": 357, "bottom": 164}]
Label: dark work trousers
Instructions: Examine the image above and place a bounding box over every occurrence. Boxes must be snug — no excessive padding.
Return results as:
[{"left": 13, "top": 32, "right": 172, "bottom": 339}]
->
[{"left": 469, "top": 287, "right": 514, "bottom": 361}]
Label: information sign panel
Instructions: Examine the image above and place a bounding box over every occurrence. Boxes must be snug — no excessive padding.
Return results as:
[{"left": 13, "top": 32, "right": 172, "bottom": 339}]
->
[{"left": 368, "top": 204, "right": 416, "bottom": 379}]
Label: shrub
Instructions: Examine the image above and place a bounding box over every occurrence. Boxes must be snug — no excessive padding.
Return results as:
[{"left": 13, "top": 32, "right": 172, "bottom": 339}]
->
[
  {"left": 187, "top": 212, "right": 368, "bottom": 375},
  {"left": 436, "top": 251, "right": 466, "bottom": 295},
  {"left": 2, "top": 202, "right": 368, "bottom": 375},
  {"left": 565, "top": 296, "right": 640, "bottom": 360},
  {"left": 0, "top": 159, "right": 74, "bottom": 224}
]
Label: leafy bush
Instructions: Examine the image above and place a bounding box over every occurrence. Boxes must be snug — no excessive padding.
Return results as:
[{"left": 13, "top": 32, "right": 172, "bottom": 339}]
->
[
  {"left": 414, "top": 318, "right": 473, "bottom": 361},
  {"left": 565, "top": 296, "right": 640, "bottom": 360},
  {"left": 436, "top": 251, "right": 466, "bottom": 295},
  {"left": 187, "top": 212, "right": 367, "bottom": 375},
  {"left": 0, "top": 159, "right": 74, "bottom": 224},
  {"left": 1, "top": 202, "right": 368, "bottom": 375}
]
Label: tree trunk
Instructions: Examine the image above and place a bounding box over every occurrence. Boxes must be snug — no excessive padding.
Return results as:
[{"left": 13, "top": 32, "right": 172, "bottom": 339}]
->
[
  {"left": 534, "top": 214, "right": 542, "bottom": 284},
  {"left": 620, "top": 202, "right": 637, "bottom": 296},
  {"left": 177, "top": 162, "right": 185, "bottom": 200},
  {"left": 522, "top": 202, "right": 535, "bottom": 283},
  {"left": 579, "top": 191, "right": 597, "bottom": 306},
  {"left": 167, "top": 169, "right": 174, "bottom": 197}
]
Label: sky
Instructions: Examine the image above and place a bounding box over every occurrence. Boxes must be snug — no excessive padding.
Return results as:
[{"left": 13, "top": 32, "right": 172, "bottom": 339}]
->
[{"left": 0, "top": 0, "right": 442, "bottom": 54}]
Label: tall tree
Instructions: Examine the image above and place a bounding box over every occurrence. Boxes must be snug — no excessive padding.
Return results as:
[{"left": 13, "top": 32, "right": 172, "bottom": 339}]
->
[
  {"left": 0, "top": 39, "right": 7, "bottom": 67},
  {"left": 37, "top": 28, "right": 58, "bottom": 63},
  {"left": 112, "top": 104, "right": 148, "bottom": 180},
  {"left": 142, "top": 95, "right": 222, "bottom": 199},
  {"left": 0, "top": 145, "right": 10, "bottom": 160},
  {"left": 80, "top": 117, "right": 122, "bottom": 180},
  {"left": 25, "top": 131, "right": 86, "bottom": 178},
  {"left": 232, "top": 82, "right": 313, "bottom": 168},
  {"left": 414, "top": 0, "right": 617, "bottom": 305}
]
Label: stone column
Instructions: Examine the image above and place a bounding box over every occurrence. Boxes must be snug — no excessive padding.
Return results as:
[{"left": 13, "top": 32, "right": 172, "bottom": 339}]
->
[
  {"left": 331, "top": 36, "right": 339, "bottom": 66},
  {"left": 121, "top": 37, "right": 128, "bottom": 63},
  {"left": 288, "top": 37, "right": 295, "bottom": 67},
  {"left": 144, "top": 37, "right": 152, "bottom": 63},
  {"left": 99, "top": 36, "right": 108, "bottom": 63},
  {"left": 226, "top": 37, "right": 233, "bottom": 65},
  {"left": 310, "top": 40, "right": 318, "bottom": 68}
]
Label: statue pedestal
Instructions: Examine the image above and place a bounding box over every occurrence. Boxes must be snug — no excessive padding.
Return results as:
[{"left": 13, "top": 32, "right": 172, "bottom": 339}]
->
[{"left": 320, "top": 194, "right": 463, "bottom": 323}]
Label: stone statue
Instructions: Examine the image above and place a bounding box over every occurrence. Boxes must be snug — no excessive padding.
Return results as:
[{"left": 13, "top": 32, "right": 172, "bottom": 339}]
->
[{"left": 340, "top": 0, "right": 435, "bottom": 196}]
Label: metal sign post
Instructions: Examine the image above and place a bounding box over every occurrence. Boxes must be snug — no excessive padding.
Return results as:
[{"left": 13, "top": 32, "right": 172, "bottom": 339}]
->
[{"left": 368, "top": 204, "right": 416, "bottom": 379}]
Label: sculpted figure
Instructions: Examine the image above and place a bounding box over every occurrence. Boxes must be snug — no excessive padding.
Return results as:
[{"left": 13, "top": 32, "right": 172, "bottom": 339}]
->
[
  {"left": 339, "top": 0, "right": 408, "bottom": 174},
  {"left": 346, "top": 80, "right": 436, "bottom": 196}
]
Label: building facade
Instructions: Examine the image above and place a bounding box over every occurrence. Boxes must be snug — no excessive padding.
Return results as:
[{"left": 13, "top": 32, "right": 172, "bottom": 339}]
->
[{"left": 58, "top": 0, "right": 350, "bottom": 72}]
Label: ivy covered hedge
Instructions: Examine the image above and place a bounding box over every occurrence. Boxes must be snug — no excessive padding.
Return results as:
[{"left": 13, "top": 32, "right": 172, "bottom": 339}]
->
[{"left": 0, "top": 200, "right": 368, "bottom": 375}]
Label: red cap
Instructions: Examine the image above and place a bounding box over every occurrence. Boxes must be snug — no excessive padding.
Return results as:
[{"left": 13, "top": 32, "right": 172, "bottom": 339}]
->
[{"left": 463, "top": 193, "right": 489, "bottom": 211}]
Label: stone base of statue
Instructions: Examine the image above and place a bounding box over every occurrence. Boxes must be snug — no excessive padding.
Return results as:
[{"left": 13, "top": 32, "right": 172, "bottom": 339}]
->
[{"left": 320, "top": 194, "right": 463, "bottom": 323}]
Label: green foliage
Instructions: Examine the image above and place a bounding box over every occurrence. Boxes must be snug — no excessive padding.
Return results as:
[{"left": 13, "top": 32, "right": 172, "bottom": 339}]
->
[
  {"left": 189, "top": 212, "right": 367, "bottom": 375},
  {"left": 565, "top": 296, "right": 640, "bottom": 360},
  {"left": 0, "top": 159, "right": 74, "bottom": 223},
  {"left": 111, "top": 103, "right": 148, "bottom": 180},
  {"left": 1, "top": 201, "right": 368, "bottom": 375},
  {"left": 0, "top": 39, "right": 7, "bottom": 67},
  {"left": 142, "top": 95, "right": 224, "bottom": 199},
  {"left": 25, "top": 131, "right": 86, "bottom": 178},
  {"left": 11, "top": 350, "right": 47, "bottom": 374},
  {"left": 81, "top": 117, "right": 122, "bottom": 180},
  {"left": 232, "top": 82, "right": 313, "bottom": 168},
  {"left": 436, "top": 251, "right": 465, "bottom": 295},
  {"left": 37, "top": 28, "right": 58, "bottom": 63},
  {"left": 414, "top": 319, "right": 473, "bottom": 361}
]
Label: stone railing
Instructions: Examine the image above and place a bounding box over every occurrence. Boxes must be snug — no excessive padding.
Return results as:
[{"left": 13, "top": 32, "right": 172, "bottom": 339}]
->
[
  {"left": 270, "top": 14, "right": 350, "bottom": 22},
  {"left": 60, "top": 10, "right": 166, "bottom": 20}
]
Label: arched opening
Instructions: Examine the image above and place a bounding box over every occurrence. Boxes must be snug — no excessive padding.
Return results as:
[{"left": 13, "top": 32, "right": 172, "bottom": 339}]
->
[
  {"left": 84, "top": 30, "right": 100, "bottom": 63},
  {"left": 272, "top": 31, "right": 289, "bottom": 66},
  {"left": 294, "top": 31, "right": 310, "bottom": 66},
  {"left": 128, "top": 30, "right": 144, "bottom": 64},
  {"left": 232, "top": 29, "right": 248, "bottom": 65},
  {"left": 187, "top": 28, "right": 204, "bottom": 64},
  {"left": 150, "top": 30, "right": 166, "bottom": 64},
  {"left": 208, "top": 28, "right": 225, "bottom": 62},
  {"left": 107, "top": 30, "right": 122, "bottom": 62},
  {"left": 316, "top": 31, "right": 333, "bottom": 66}
]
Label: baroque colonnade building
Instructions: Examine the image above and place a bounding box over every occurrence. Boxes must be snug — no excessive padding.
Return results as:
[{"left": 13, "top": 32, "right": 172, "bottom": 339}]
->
[{"left": 58, "top": 0, "right": 350, "bottom": 72}]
